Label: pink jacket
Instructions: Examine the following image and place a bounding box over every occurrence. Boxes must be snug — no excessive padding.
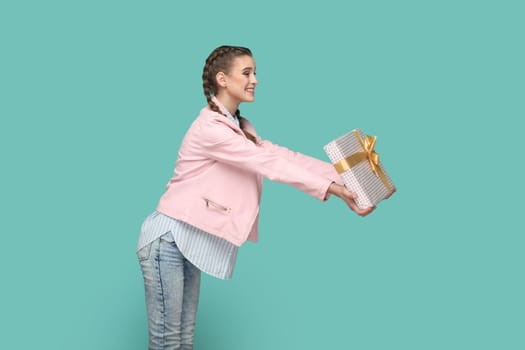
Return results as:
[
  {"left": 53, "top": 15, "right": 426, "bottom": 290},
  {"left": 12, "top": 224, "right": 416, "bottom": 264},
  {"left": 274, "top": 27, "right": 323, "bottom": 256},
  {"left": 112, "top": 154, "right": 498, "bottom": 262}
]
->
[{"left": 156, "top": 103, "right": 341, "bottom": 246}]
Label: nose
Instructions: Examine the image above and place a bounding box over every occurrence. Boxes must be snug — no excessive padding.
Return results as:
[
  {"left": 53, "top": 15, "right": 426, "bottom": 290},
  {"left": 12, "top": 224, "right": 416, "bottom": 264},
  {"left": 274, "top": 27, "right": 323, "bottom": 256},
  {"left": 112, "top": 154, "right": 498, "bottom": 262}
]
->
[{"left": 251, "top": 73, "right": 258, "bottom": 85}]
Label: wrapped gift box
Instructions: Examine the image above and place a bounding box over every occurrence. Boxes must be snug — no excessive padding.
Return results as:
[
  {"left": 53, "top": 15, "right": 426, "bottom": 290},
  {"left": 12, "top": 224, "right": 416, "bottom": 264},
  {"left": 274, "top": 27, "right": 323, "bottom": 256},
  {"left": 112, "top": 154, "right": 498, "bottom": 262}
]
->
[{"left": 324, "top": 129, "right": 395, "bottom": 209}]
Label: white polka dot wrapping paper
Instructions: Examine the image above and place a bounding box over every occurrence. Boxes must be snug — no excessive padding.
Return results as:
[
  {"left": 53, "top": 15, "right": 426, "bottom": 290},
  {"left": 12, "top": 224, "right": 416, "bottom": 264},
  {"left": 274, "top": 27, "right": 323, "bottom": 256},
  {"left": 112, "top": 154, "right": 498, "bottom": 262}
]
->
[{"left": 323, "top": 129, "right": 395, "bottom": 209}]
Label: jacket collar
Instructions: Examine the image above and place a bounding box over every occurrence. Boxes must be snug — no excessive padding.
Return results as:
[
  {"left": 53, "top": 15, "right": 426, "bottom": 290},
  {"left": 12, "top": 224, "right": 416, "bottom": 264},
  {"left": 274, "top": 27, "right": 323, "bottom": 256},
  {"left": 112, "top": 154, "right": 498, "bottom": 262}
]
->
[
  {"left": 208, "top": 96, "right": 260, "bottom": 144},
  {"left": 211, "top": 96, "right": 242, "bottom": 129},
  {"left": 211, "top": 97, "right": 237, "bottom": 120}
]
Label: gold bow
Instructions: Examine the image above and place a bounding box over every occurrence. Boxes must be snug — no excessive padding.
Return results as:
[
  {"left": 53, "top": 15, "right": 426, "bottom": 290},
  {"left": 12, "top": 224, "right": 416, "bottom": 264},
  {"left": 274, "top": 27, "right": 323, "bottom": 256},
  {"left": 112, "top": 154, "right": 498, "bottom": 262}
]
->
[{"left": 333, "top": 130, "right": 393, "bottom": 192}]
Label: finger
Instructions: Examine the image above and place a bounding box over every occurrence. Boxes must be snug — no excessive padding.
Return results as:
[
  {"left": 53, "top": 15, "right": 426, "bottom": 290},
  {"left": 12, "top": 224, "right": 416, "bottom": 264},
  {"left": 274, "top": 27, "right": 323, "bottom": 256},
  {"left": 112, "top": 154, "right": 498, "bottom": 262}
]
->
[
  {"left": 343, "top": 189, "right": 357, "bottom": 200},
  {"left": 346, "top": 198, "right": 363, "bottom": 214},
  {"left": 353, "top": 205, "right": 375, "bottom": 217}
]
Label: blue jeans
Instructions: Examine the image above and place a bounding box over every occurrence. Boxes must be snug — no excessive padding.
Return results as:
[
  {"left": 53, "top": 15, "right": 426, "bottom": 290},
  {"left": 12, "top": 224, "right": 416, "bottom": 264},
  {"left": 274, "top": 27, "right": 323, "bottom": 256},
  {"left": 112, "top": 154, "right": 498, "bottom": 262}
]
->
[{"left": 138, "top": 232, "right": 201, "bottom": 350}]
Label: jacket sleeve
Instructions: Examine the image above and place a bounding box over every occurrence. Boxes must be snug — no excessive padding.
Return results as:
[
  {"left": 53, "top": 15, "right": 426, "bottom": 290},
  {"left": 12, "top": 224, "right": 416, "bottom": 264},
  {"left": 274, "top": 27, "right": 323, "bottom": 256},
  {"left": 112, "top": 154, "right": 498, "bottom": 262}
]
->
[
  {"left": 258, "top": 139, "right": 343, "bottom": 185},
  {"left": 194, "top": 117, "right": 334, "bottom": 201},
  {"left": 240, "top": 116, "right": 342, "bottom": 185}
]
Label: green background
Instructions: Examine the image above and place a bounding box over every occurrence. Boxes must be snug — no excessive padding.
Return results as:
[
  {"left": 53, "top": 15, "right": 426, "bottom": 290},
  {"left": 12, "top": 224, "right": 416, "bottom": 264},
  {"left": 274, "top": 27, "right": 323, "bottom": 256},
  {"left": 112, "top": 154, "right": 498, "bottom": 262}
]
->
[{"left": 1, "top": 0, "right": 523, "bottom": 349}]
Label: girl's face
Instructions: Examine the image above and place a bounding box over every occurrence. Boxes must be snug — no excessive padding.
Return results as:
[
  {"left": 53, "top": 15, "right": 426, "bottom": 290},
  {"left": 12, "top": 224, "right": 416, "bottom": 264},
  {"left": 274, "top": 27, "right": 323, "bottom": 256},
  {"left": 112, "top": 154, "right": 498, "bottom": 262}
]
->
[{"left": 219, "top": 55, "right": 258, "bottom": 105}]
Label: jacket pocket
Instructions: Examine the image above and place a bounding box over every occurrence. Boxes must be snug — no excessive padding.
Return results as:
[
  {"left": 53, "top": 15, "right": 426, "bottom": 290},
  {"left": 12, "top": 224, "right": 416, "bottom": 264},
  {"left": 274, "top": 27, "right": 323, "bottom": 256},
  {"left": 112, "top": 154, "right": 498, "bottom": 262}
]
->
[{"left": 202, "top": 197, "right": 231, "bottom": 213}]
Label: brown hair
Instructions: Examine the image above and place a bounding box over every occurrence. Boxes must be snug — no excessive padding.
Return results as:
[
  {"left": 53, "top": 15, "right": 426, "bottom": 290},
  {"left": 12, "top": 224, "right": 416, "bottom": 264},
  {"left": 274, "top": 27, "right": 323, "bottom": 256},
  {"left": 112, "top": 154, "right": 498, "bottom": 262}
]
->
[{"left": 202, "top": 45, "right": 257, "bottom": 143}]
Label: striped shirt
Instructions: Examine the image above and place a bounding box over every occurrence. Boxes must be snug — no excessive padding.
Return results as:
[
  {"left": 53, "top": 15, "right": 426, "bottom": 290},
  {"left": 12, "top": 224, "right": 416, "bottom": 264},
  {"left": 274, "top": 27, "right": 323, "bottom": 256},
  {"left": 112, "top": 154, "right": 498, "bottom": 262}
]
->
[
  {"left": 137, "top": 211, "right": 238, "bottom": 279},
  {"left": 136, "top": 107, "right": 241, "bottom": 280}
]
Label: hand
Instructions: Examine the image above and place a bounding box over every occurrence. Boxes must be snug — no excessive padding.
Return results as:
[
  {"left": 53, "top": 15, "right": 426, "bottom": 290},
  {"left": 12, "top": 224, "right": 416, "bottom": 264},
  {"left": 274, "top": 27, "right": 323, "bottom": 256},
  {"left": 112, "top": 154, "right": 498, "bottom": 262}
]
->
[{"left": 328, "top": 182, "right": 375, "bottom": 217}]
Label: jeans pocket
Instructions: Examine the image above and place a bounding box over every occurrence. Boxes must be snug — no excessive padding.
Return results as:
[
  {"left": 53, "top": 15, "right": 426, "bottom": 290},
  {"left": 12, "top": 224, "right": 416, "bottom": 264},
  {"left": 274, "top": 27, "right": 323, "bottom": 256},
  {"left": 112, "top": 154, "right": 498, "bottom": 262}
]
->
[
  {"left": 137, "top": 242, "right": 152, "bottom": 261},
  {"left": 159, "top": 231, "right": 175, "bottom": 243}
]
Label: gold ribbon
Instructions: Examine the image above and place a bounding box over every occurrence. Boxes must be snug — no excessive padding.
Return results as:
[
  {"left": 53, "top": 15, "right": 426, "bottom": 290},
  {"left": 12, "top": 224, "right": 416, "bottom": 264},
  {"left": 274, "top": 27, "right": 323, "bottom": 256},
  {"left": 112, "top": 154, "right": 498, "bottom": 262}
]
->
[{"left": 333, "top": 130, "right": 393, "bottom": 193}]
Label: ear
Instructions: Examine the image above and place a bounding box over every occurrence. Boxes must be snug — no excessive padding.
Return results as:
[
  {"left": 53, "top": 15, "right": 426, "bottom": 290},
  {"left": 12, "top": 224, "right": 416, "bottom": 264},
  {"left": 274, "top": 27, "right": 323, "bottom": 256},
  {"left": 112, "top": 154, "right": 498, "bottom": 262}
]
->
[{"left": 216, "top": 72, "right": 227, "bottom": 88}]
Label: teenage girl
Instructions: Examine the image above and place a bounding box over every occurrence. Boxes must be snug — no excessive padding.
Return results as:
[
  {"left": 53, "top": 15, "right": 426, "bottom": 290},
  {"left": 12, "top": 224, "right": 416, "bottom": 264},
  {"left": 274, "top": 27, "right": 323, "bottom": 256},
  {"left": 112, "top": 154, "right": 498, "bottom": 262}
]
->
[{"left": 137, "top": 45, "right": 374, "bottom": 350}]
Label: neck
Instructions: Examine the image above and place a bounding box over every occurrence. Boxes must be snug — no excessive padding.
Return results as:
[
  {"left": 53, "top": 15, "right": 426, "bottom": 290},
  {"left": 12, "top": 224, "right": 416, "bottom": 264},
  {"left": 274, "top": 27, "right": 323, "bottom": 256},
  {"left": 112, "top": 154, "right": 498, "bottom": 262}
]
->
[{"left": 214, "top": 93, "right": 240, "bottom": 117}]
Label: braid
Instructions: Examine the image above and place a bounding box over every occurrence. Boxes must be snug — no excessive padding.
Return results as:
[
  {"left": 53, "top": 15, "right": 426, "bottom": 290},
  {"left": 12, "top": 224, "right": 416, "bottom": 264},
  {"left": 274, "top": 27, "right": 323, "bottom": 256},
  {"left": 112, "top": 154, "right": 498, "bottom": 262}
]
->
[
  {"left": 236, "top": 109, "right": 258, "bottom": 144},
  {"left": 202, "top": 47, "right": 230, "bottom": 116},
  {"left": 202, "top": 45, "right": 257, "bottom": 143}
]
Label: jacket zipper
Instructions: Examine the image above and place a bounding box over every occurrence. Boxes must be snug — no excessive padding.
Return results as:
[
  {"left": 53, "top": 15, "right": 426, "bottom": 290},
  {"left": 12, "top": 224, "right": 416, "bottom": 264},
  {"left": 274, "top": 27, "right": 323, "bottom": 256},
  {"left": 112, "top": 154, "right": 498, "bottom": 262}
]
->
[{"left": 203, "top": 197, "right": 231, "bottom": 213}]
